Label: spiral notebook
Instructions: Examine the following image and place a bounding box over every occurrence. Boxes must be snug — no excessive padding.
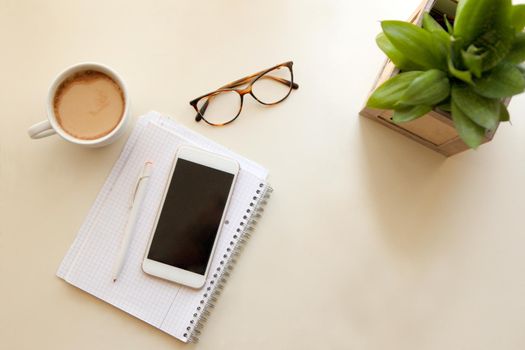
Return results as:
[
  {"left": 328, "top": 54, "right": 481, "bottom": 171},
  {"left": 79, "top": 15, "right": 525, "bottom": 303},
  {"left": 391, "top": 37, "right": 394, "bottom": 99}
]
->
[{"left": 57, "top": 111, "right": 272, "bottom": 343}]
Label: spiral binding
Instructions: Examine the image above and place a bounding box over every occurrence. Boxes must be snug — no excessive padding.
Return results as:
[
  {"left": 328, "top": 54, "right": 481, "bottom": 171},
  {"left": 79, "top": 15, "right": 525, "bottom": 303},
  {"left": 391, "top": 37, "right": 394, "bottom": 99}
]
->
[{"left": 183, "top": 183, "right": 273, "bottom": 343}]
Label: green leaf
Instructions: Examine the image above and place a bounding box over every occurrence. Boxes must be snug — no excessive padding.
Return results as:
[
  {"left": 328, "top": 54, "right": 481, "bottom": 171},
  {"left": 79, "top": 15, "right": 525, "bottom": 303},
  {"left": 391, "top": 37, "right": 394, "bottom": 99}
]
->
[
  {"left": 454, "top": 0, "right": 513, "bottom": 71},
  {"left": 423, "top": 13, "right": 446, "bottom": 34},
  {"left": 452, "top": 85, "right": 500, "bottom": 130},
  {"left": 366, "top": 71, "right": 423, "bottom": 109},
  {"left": 400, "top": 69, "right": 450, "bottom": 106},
  {"left": 451, "top": 101, "right": 486, "bottom": 149},
  {"left": 381, "top": 21, "right": 446, "bottom": 70},
  {"left": 422, "top": 12, "right": 440, "bottom": 32},
  {"left": 423, "top": 13, "right": 451, "bottom": 55},
  {"left": 511, "top": 4, "right": 525, "bottom": 32},
  {"left": 499, "top": 102, "right": 510, "bottom": 122},
  {"left": 475, "top": 26, "right": 514, "bottom": 71},
  {"left": 444, "top": 15, "right": 453, "bottom": 35},
  {"left": 461, "top": 48, "right": 483, "bottom": 78},
  {"left": 448, "top": 56, "right": 473, "bottom": 84},
  {"left": 432, "top": 31, "right": 450, "bottom": 61},
  {"left": 454, "top": 0, "right": 512, "bottom": 47},
  {"left": 507, "top": 32, "right": 525, "bottom": 64},
  {"left": 375, "top": 33, "right": 423, "bottom": 71},
  {"left": 474, "top": 63, "right": 525, "bottom": 99},
  {"left": 392, "top": 105, "right": 432, "bottom": 123}
]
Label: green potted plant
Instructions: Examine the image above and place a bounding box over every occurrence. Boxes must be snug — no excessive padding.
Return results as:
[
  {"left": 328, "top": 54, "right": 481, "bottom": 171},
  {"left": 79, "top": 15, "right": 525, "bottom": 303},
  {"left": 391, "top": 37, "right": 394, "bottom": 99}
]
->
[{"left": 360, "top": 0, "right": 525, "bottom": 156}]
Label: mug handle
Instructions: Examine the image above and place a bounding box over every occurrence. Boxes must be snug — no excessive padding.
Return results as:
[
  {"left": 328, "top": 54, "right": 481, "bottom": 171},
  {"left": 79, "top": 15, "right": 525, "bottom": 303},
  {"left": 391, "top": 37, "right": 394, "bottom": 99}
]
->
[{"left": 28, "top": 120, "right": 56, "bottom": 139}]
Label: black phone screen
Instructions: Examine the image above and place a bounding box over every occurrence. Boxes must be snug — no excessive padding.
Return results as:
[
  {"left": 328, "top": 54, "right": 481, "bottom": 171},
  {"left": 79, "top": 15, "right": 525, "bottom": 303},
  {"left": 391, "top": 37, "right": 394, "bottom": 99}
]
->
[{"left": 147, "top": 158, "right": 235, "bottom": 275}]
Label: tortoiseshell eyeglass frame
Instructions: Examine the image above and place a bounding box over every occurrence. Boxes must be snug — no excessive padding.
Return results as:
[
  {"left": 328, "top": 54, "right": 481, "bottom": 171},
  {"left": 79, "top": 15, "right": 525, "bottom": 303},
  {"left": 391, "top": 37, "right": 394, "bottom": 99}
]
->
[{"left": 189, "top": 61, "right": 299, "bottom": 126}]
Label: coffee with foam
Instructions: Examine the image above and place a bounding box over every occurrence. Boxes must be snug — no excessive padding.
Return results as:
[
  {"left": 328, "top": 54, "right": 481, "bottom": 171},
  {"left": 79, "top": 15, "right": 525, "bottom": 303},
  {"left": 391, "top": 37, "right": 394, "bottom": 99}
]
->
[{"left": 53, "top": 70, "right": 124, "bottom": 140}]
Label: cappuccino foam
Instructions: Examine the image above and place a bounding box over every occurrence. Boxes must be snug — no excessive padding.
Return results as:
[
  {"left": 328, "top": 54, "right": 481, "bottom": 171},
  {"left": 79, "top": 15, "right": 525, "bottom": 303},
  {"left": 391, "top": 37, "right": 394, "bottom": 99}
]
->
[{"left": 54, "top": 70, "right": 124, "bottom": 140}]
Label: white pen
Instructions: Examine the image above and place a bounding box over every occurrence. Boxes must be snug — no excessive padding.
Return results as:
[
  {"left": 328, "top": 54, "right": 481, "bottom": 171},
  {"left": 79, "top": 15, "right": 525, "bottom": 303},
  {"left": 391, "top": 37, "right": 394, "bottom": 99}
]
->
[{"left": 112, "top": 161, "right": 153, "bottom": 282}]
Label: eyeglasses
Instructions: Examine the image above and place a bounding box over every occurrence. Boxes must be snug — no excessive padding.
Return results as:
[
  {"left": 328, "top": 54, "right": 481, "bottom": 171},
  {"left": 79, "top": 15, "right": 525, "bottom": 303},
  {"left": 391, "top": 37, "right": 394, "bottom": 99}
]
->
[{"left": 190, "top": 61, "right": 299, "bottom": 126}]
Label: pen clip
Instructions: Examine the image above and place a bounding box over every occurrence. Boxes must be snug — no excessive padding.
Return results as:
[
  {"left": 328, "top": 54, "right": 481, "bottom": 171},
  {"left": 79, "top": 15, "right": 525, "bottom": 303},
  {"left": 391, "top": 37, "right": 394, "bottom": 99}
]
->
[
  {"left": 129, "top": 163, "right": 152, "bottom": 208},
  {"left": 129, "top": 176, "right": 147, "bottom": 208}
]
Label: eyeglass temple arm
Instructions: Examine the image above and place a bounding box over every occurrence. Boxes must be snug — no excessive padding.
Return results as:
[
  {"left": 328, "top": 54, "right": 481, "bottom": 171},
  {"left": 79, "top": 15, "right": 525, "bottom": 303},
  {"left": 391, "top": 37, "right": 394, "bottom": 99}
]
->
[
  {"left": 269, "top": 76, "right": 299, "bottom": 89},
  {"left": 220, "top": 72, "right": 260, "bottom": 89},
  {"left": 220, "top": 73, "right": 299, "bottom": 90},
  {"left": 195, "top": 99, "right": 209, "bottom": 122}
]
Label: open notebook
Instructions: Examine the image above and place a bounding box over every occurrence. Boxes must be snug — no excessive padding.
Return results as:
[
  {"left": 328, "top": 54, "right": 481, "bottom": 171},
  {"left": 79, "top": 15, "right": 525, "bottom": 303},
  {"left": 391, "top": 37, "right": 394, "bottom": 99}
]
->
[{"left": 57, "top": 112, "right": 272, "bottom": 343}]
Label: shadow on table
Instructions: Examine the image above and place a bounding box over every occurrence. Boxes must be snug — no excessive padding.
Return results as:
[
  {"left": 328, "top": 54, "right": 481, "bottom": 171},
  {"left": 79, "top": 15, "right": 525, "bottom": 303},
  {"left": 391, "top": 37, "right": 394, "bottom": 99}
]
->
[{"left": 356, "top": 116, "right": 476, "bottom": 259}]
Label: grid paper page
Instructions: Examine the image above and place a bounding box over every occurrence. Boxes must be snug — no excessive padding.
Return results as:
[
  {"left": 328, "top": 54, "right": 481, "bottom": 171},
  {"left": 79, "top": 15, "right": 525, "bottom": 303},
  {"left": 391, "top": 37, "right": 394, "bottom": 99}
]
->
[
  {"left": 58, "top": 117, "right": 268, "bottom": 342},
  {"left": 57, "top": 116, "right": 151, "bottom": 278}
]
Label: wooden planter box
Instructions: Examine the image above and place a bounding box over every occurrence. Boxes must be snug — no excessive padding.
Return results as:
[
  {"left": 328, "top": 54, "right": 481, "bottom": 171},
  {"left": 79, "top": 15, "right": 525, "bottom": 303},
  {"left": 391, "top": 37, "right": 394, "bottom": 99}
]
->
[{"left": 360, "top": 0, "right": 506, "bottom": 157}]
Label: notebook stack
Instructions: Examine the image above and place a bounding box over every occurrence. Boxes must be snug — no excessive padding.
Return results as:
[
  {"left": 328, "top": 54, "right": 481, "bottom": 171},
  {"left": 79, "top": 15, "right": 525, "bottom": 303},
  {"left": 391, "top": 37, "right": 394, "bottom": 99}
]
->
[{"left": 57, "top": 111, "right": 272, "bottom": 342}]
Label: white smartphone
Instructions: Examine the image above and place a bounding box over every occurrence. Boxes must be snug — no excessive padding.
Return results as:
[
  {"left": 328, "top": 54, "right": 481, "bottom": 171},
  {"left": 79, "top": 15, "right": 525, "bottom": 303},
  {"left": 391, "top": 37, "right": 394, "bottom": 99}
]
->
[{"left": 142, "top": 146, "right": 239, "bottom": 289}]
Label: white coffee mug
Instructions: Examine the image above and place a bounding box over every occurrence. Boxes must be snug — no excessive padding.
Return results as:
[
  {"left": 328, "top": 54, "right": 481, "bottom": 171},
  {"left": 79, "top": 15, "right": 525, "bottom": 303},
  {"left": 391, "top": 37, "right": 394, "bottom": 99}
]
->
[{"left": 27, "top": 62, "right": 129, "bottom": 147}]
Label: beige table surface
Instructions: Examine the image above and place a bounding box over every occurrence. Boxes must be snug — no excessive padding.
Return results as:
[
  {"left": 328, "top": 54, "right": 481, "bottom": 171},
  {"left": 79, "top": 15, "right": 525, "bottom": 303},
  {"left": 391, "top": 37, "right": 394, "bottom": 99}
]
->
[{"left": 2, "top": 0, "right": 525, "bottom": 349}]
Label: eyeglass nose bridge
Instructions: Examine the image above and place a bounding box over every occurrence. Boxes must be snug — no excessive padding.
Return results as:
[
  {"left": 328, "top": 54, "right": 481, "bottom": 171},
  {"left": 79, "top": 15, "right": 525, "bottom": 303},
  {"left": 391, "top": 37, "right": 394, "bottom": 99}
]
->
[
  {"left": 238, "top": 86, "right": 264, "bottom": 106},
  {"left": 236, "top": 86, "right": 252, "bottom": 96}
]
